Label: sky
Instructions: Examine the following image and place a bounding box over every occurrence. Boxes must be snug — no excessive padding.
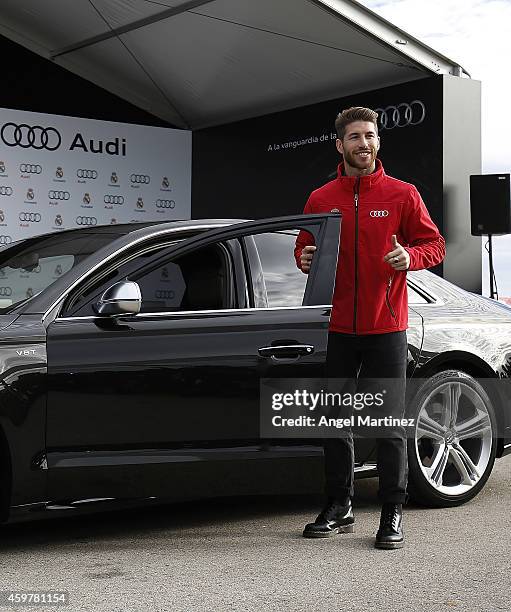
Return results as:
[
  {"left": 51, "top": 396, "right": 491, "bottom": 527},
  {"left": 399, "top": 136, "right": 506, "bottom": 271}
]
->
[{"left": 358, "top": 0, "right": 511, "bottom": 298}]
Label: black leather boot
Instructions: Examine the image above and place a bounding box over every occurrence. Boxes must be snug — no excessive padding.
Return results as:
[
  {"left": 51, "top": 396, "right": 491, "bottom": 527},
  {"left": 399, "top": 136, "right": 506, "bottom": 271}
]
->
[
  {"left": 303, "top": 498, "right": 355, "bottom": 538},
  {"left": 375, "top": 503, "right": 404, "bottom": 549}
]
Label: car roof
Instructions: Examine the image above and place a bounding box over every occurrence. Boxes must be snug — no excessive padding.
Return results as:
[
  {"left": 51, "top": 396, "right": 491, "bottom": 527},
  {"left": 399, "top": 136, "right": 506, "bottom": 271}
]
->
[
  {"left": 15, "top": 218, "right": 250, "bottom": 242},
  {"left": 0, "top": 219, "right": 251, "bottom": 255},
  {"left": 112, "top": 218, "right": 250, "bottom": 239}
]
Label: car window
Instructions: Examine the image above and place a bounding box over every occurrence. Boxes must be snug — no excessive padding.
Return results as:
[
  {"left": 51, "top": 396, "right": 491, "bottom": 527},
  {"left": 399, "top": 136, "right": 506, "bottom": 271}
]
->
[
  {"left": 63, "top": 242, "right": 178, "bottom": 315},
  {"left": 0, "top": 254, "right": 74, "bottom": 308},
  {"left": 0, "top": 232, "right": 125, "bottom": 313},
  {"left": 245, "top": 230, "right": 307, "bottom": 308},
  {"left": 131, "top": 242, "right": 233, "bottom": 313},
  {"left": 67, "top": 240, "right": 235, "bottom": 316}
]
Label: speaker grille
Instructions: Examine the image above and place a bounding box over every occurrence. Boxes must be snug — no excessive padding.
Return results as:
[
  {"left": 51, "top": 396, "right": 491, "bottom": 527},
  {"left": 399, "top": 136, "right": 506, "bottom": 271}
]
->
[{"left": 470, "top": 174, "right": 511, "bottom": 235}]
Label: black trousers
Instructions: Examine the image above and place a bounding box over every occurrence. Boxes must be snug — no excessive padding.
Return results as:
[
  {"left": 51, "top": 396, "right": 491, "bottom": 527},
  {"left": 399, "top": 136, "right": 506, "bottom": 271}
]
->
[{"left": 323, "top": 330, "right": 408, "bottom": 504}]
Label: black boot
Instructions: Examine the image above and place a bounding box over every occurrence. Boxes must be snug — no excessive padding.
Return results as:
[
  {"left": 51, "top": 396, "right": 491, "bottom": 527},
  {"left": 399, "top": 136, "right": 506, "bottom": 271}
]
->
[
  {"left": 375, "top": 503, "right": 404, "bottom": 549},
  {"left": 303, "top": 497, "right": 355, "bottom": 538}
]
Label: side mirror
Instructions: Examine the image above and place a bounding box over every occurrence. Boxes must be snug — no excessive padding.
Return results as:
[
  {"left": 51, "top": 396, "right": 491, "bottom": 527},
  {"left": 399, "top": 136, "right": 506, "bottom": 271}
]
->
[{"left": 93, "top": 281, "right": 142, "bottom": 316}]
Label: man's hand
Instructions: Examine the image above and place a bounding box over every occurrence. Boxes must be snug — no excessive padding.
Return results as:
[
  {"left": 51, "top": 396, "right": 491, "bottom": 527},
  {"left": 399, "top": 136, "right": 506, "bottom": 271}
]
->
[
  {"left": 383, "top": 235, "right": 410, "bottom": 271},
  {"left": 300, "top": 245, "right": 316, "bottom": 273}
]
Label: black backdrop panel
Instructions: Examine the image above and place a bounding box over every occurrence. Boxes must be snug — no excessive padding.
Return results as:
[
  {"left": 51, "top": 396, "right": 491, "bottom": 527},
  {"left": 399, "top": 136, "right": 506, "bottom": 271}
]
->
[
  {"left": 193, "top": 76, "right": 444, "bottom": 239},
  {"left": 0, "top": 35, "right": 169, "bottom": 127}
]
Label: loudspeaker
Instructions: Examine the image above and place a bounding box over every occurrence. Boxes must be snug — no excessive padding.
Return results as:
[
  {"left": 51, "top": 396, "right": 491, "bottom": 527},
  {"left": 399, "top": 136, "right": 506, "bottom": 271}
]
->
[{"left": 470, "top": 174, "right": 511, "bottom": 235}]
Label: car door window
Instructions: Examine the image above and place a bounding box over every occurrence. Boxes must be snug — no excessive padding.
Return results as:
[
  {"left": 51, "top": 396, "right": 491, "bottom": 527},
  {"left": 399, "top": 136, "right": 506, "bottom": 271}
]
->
[
  {"left": 62, "top": 242, "right": 177, "bottom": 316},
  {"left": 244, "top": 230, "right": 307, "bottom": 308},
  {"left": 67, "top": 241, "right": 236, "bottom": 316},
  {"left": 62, "top": 215, "right": 340, "bottom": 318},
  {"left": 133, "top": 242, "right": 233, "bottom": 313}
]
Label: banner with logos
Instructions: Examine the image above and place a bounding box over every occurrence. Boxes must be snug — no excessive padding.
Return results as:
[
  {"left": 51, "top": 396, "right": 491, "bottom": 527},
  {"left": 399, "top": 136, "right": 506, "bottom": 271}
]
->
[{"left": 0, "top": 107, "right": 191, "bottom": 244}]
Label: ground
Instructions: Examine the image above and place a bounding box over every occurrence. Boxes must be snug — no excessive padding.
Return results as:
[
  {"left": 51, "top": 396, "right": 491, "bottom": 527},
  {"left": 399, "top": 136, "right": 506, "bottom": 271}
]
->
[{"left": 0, "top": 458, "right": 509, "bottom": 612}]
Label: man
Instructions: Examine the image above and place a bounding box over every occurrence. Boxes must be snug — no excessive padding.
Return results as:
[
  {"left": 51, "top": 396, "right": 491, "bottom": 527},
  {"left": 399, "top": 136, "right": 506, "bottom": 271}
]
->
[{"left": 294, "top": 106, "right": 445, "bottom": 549}]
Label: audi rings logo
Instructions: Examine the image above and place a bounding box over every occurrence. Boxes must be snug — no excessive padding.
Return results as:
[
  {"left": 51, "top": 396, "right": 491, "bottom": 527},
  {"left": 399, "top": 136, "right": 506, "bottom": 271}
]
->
[
  {"left": 1, "top": 123, "right": 61, "bottom": 150},
  {"left": 76, "top": 216, "right": 97, "bottom": 226},
  {"left": 104, "top": 195, "right": 124, "bottom": 205},
  {"left": 77, "top": 169, "right": 98, "bottom": 179},
  {"left": 19, "top": 212, "right": 41, "bottom": 222},
  {"left": 20, "top": 163, "right": 42, "bottom": 174},
  {"left": 374, "top": 101, "right": 426, "bottom": 130},
  {"left": 156, "top": 199, "right": 175, "bottom": 209},
  {"left": 370, "top": 210, "right": 389, "bottom": 217},
  {"left": 155, "top": 290, "right": 175, "bottom": 299},
  {"left": 0, "top": 186, "right": 13, "bottom": 196},
  {"left": 131, "top": 174, "right": 150, "bottom": 184},
  {"left": 0, "top": 287, "right": 12, "bottom": 297},
  {"left": 0, "top": 235, "right": 12, "bottom": 245},
  {"left": 49, "top": 190, "right": 70, "bottom": 200}
]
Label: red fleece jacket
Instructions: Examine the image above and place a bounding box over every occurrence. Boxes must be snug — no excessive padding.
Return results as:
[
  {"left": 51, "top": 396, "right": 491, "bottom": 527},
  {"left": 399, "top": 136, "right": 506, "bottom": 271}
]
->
[{"left": 294, "top": 159, "right": 446, "bottom": 335}]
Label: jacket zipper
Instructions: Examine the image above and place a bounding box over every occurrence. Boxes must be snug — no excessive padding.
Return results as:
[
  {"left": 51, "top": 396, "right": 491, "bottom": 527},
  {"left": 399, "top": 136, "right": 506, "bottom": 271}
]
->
[
  {"left": 386, "top": 272, "right": 398, "bottom": 323},
  {"left": 353, "top": 178, "right": 360, "bottom": 334}
]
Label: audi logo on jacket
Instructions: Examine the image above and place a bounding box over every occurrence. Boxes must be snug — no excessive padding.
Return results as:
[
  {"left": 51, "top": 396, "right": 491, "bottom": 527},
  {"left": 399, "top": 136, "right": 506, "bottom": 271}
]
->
[{"left": 294, "top": 159, "right": 446, "bottom": 335}]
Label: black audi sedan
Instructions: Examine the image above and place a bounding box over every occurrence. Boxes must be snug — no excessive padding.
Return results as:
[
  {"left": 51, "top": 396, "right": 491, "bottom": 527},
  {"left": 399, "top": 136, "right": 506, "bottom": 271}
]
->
[{"left": 0, "top": 214, "right": 509, "bottom": 524}]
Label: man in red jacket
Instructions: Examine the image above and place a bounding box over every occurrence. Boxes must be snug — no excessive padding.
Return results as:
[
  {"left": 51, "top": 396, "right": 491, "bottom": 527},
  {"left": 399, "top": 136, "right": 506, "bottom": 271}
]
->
[{"left": 295, "top": 106, "right": 445, "bottom": 549}]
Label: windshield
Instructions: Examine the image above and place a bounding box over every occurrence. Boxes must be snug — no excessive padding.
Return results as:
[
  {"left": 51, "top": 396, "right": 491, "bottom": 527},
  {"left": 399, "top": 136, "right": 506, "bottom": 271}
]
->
[{"left": 0, "top": 230, "right": 127, "bottom": 313}]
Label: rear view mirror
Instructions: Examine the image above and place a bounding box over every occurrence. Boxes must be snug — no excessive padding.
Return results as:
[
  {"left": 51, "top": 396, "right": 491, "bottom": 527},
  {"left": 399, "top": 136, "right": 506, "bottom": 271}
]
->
[
  {"left": 8, "top": 252, "right": 40, "bottom": 271},
  {"left": 93, "top": 281, "right": 142, "bottom": 316}
]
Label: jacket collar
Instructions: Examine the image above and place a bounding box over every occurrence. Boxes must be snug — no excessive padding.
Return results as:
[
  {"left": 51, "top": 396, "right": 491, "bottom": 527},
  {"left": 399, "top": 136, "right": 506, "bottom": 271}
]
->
[{"left": 336, "top": 158, "right": 385, "bottom": 192}]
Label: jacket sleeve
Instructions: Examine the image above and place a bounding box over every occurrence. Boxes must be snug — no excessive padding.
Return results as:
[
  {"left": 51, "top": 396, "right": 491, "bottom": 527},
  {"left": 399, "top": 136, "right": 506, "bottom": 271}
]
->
[
  {"left": 401, "top": 186, "right": 446, "bottom": 271},
  {"left": 294, "top": 195, "right": 316, "bottom": 271}
]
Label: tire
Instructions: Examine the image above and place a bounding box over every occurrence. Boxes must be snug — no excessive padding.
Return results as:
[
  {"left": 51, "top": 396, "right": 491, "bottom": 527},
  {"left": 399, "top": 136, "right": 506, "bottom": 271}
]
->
[{"left": 406, "top": 370, "right": 497, "bottom": 507}]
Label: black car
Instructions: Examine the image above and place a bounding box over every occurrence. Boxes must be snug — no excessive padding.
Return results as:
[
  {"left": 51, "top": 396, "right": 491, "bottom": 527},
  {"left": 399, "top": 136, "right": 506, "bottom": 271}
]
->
[{"left": 0, "top": 214, "right": 509, "bottom": 524}]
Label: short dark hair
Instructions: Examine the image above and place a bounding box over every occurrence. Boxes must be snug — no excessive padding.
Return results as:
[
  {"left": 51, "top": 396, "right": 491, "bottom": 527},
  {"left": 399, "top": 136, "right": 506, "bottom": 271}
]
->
[{"left": 335, "top": 107, "right": 378, "bottom": 139}]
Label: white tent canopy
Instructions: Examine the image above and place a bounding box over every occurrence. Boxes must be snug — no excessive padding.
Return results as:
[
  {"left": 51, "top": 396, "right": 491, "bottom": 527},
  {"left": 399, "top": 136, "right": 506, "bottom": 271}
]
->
[{"left": 0, "top": 0, "right": 467, "bottom": 128}]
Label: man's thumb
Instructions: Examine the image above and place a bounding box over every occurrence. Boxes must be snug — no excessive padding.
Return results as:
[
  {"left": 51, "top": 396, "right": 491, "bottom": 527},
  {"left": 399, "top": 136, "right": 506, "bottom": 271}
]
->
[{"left": 391, "top": 234, "right": 398, "bottom": 248}]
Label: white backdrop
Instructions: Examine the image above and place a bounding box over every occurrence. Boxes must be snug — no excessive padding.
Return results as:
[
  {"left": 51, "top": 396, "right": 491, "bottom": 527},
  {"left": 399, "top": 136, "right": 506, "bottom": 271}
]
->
[{"left": 0, "top": 107, "right": 191, "bottom": 244}]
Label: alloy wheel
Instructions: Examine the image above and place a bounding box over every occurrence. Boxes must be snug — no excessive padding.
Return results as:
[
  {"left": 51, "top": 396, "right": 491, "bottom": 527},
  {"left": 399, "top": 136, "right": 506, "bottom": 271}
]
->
[{"left": 414, "top": 379, "right": 493, "bottom": 497}]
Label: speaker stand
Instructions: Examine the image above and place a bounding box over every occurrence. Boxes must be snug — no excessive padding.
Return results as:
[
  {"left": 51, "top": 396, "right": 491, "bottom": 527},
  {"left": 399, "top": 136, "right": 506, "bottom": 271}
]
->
[{"left": 487, "top": 234, "right": 497, "bottom": 300}]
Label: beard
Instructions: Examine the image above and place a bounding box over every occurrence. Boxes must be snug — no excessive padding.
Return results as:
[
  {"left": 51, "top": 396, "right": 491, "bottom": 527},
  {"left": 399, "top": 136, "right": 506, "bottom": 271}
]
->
[{"left": 343, "top": 146, "right": 378, "bottom": 172}]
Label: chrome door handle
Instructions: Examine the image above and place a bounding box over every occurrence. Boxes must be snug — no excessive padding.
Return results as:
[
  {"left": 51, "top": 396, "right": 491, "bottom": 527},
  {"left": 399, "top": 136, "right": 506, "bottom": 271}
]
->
[{"left": 258, "top": 344, "right": 315, "bottom": 360}]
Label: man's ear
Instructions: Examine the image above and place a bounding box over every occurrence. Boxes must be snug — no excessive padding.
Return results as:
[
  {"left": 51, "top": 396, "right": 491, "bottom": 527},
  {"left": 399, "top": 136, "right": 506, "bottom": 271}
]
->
[
  {"left": 335, "top": 138, "right": 344, "bottom": 156},
  {"left": 376, "top": 135, "right": 381, "bottom": 152}
]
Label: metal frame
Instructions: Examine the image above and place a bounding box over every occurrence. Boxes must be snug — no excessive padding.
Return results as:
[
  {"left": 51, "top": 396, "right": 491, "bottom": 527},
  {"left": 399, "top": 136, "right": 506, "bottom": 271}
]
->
[
  {"left": 309, "top": 0, "right": 469, "bottom": 76},
  {"left": 50, "top": 0, "right": 217, "bottom": 58}
]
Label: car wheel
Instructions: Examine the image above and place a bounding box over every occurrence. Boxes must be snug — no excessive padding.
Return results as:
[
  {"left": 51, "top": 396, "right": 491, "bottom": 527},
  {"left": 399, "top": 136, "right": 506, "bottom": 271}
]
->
[{"left": 406, "top": 370, "right": 497, "bottom": 507}]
